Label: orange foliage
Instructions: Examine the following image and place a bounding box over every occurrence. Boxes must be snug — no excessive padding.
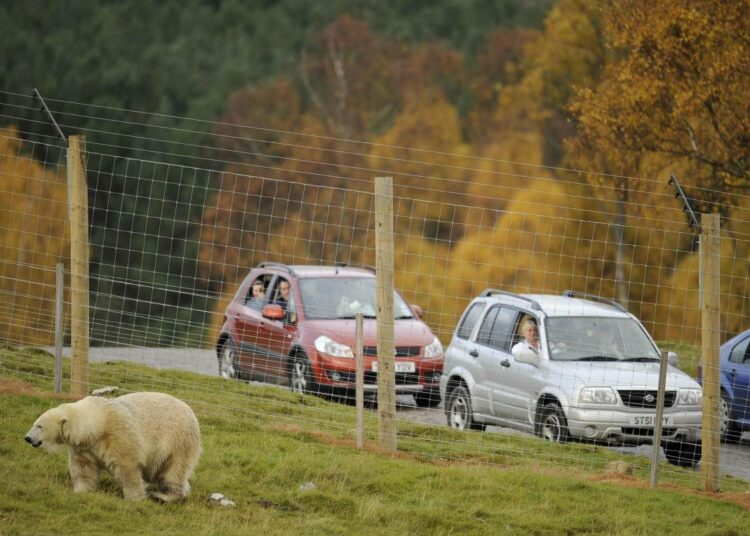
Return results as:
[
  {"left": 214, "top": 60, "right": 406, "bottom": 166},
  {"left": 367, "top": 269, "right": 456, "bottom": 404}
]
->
[{"left": 0, "top": 127, "right": 70, "bottom": 345}]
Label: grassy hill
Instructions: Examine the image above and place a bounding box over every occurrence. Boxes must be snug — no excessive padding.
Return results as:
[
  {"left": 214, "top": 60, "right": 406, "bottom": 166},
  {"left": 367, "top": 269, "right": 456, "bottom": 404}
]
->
[{"left": 0, "top": 346, "right": 748, "bottom": 535}]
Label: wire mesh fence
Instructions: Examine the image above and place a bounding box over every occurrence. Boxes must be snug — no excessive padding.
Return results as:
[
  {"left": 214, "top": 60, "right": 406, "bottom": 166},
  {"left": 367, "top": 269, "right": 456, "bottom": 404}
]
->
[{"left": 1, "top": 90, "right": 749, "bottom": 490}]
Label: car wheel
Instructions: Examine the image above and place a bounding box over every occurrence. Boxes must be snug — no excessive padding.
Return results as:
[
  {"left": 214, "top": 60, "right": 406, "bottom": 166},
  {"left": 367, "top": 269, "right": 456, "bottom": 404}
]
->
[
  {"left": 720, "top": 393, "right": 743, "bottom": 443},
  {"left": 289, "top": 354, "right": 314, "bottom": 395},
  {"left": 446, "top": 385, "right": 485, "bottom": 431},
  {"left": 414, "top": 389, "right": 441, "bottom": 408},
  {"left": 537, "top": 402, "right": 569, "bottom": 442},
  {"left": 218, "top": 339, "right": 239, "bottom": 379},
  {"left": 663, "top": 439, "right": 702, "bottom": 468}
]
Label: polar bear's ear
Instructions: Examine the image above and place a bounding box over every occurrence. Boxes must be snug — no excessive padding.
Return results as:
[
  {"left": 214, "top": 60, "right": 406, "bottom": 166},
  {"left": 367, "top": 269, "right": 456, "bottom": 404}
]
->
[{"left": 59, "top": 416, "right": 69, "bottom": 443}]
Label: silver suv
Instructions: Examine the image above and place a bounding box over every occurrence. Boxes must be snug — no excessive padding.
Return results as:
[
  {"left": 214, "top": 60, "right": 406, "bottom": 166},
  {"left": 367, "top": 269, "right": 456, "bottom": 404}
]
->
[{"left": 440, "top": 289, "right": 703, "bottom": 467}]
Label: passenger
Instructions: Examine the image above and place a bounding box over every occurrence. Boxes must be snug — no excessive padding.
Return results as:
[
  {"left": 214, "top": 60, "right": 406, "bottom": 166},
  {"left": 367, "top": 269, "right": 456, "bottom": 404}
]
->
[
  {"left": 275, "top": 279, "right": 291, "bottom": 311},
  {"left": 248, "top": 280, "right": 265, "bottom": 309},
  {"left": 512, "top": 317, "right": 540, "bottom": 357},
  {"left": 601, "top": 329, "right": 625, "bottom": 358}
]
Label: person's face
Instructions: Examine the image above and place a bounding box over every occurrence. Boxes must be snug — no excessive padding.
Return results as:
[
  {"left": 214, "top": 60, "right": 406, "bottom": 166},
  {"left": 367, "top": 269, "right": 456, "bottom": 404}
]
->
[
  {"left": 524, "top": 323, "right": 538, "bottom": 344},
  {"left": 279, "top": 281, "right": 290, "bottom": 300},
  {"left": 252, "top": 284, "right": 264, "bottom": 298}
]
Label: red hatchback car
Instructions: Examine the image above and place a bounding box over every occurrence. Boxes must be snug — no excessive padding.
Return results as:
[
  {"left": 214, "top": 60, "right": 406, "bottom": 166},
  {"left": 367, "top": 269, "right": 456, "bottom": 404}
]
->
[{"left": 216, "top": 262, "right": 444, "bottom": 407}]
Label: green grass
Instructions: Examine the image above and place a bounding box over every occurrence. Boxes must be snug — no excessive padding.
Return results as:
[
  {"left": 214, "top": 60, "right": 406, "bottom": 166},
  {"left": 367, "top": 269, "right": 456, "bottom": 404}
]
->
[
  {"left": 659, "top": 340, "right": 702, "bottom": 379},
  {"left": 0, "top": 346, "right": 748, "bottom": 535}
]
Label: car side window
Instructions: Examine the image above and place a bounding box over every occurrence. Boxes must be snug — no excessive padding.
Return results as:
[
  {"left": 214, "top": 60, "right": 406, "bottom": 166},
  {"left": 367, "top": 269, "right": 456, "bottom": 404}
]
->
[
  {"left": 244, "top": 275, "right": 270, "bottom": 310},
  {"left": 457, "top": 302, "right": 485, "bottom": 340},
  {"left": 476, "top": 306, "right": 500, "bottom": 346},
  {"left": 729, "top": 336, "right": 750, "bottom": 365},
  {"left": 492, "top": 308, "right": 521, "bottom": 351}
]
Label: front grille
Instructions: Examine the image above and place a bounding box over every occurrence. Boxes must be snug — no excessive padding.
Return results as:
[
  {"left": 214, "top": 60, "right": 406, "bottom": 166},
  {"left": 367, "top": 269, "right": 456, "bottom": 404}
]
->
[
  {"left": 618, "top": 390, "right": 676, "bottom": 408},
  {"left": 621, "top": 427, "right": 677, "bottom": 437},
  {"left": 363, "top": 346, "right": 421, "bottom": 357}
]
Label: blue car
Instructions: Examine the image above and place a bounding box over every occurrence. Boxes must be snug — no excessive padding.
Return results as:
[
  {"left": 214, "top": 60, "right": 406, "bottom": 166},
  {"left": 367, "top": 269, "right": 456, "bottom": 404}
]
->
[{"left": 717, "top": 329, "right": 750, "bottom": 442}]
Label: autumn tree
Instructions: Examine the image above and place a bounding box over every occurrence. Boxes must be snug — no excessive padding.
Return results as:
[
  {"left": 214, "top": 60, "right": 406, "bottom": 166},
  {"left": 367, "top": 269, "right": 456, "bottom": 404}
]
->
[
  {"left": 0, "top": 127, "right": 69, "bottom": 345},
  {"left": 572, "top": 0, "right": 750, "bottom": 210}
]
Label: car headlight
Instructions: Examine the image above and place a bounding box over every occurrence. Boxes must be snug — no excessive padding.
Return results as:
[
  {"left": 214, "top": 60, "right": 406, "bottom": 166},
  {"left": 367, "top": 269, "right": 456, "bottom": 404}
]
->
[
  {"left": 579, "top": 387, "right": 618, "bottom": 405},
  {"left": 424, "top": 336, "right": 443, "bottom": 358},
  {"left": 314, "top": 335, "right": 354, "bottom": 358},
  {"left": 677, "top": 388, "right": 702, "bottom": 406}
]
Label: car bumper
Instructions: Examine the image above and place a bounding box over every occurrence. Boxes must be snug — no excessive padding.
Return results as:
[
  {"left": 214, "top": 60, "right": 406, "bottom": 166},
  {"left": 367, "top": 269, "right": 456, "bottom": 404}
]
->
[
  {"left": 313, "top": 357, "right": 443, "bottom": 392},
  {"left": 566, "top": 407, "right": 702, "bottom": 444}
]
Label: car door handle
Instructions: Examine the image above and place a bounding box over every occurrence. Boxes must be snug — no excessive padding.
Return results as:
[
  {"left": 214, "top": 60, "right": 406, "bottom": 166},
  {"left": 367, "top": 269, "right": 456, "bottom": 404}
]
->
[
  {"left": 729, "top": 369, "right": 736, "bottom": 377},
  {"left": 469, "top": 349, "right": 479, "bottom": 358},
  {"left": 500, "top": 359, "right": 510, "bottom": 368}
]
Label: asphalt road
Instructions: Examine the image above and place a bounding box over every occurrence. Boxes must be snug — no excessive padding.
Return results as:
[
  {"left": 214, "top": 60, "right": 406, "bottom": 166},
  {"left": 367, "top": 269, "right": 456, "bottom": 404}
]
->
[{"left": 59, "top": 346, "right": 750, "bottom": 483}]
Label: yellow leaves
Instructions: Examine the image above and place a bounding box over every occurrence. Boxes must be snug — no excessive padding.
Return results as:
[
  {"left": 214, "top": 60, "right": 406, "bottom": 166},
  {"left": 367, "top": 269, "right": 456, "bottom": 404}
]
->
[{"left": 0, "top": 127, "right": 70, "bottom": 345}]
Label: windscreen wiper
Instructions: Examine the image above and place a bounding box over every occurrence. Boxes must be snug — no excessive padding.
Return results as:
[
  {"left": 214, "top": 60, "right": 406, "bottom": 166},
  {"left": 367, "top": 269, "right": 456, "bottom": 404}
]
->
[{"left": 577, "top": 355, "right": 619, "bottom": 361}]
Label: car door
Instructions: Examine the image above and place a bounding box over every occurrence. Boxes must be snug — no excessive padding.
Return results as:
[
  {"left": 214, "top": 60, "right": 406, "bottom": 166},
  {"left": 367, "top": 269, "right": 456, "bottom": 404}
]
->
[
  {"left": 254, "top": 275, "right": 296, "bottom": 382},
  {"left": 450, "top": 301, "right": 490, "bottom": 414},
  {"left": 471, "top": 304, "right": 500, "bottom": 417},
  {"left": 476, "top": 306, "right": 530, "bottom": 424},
  {"left": 727, "top": 334, "right": 750, "bottom": 421},
  {"left": 231, "top": 275, "right": 266, "bottom": 377}
]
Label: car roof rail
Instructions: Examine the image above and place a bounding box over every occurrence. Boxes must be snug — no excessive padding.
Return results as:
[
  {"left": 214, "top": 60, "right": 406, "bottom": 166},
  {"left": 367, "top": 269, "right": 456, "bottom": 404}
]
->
[
  {"left": 257, "top": 261, "right": 296, "bottom": 276},
  {"left": 334, "top": 263, "right": 376, "bottom": 274},
  {"left": 562, "top": 290, "right": 627, "bottom": 313},
  {"left": 480, "top": 288, "right": 541, "bottom": 311}
]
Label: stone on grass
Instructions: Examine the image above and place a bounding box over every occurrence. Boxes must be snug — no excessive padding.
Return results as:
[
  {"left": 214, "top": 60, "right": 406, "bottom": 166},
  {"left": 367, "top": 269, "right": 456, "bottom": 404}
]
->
[
  {"left": 604, "top": 460, "right": 633, "bottom": 477},
  {"left": 91, "top": 386, "right": 119, "bottom": 396},
  {"left": 299, "top": 481, "right": 316, "bottom": 492},
  {"left": 208, "top": 492, "right": 237, "bottom": 507}
]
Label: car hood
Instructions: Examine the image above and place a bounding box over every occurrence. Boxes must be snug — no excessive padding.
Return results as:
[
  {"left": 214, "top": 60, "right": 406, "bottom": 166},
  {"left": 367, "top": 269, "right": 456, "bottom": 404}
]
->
[
  {"left": 302, "top": 318, "right": 437, "bottom": 348},
  {"left": 548, "top": 360, "right": 701, "bottom": 390}
]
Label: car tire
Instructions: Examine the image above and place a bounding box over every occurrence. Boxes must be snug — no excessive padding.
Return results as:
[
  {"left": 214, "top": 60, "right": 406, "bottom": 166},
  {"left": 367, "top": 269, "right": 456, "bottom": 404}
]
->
[
  {"left": 537, "top": 402, "right": 569, "bottom": 442},
  {"left": 720, "top": 392, "right": 743, "bottom": 443},
  {"left": 218, "top": 339, "right": 239, "bottom": 379},
  {"left": 446, "top": 384, "right": 485, "bottom": 431},
  {"left": 289, "top": 353, "right": 314, "bottom": 395},
  {"left": 414, "top": 389, "right": 441, "bottom": 408},
  {"left": 663, "top": 439, "right": 702, "bottom": 468}
]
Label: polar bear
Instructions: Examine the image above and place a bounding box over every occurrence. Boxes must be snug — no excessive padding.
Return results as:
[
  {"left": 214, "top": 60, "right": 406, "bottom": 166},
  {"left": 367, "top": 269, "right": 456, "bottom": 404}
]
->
[{"left": 24, "top": 392, "right": 201, "bottom": 502}]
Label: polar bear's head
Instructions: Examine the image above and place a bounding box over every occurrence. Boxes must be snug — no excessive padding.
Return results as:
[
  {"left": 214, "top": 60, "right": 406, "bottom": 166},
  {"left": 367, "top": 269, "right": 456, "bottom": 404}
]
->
[
  {"left": 25, "top": 398, "right": 105, "bottom": 453},
  {"left": 24, "top": 406, "right": 70, "bottom": 453}
]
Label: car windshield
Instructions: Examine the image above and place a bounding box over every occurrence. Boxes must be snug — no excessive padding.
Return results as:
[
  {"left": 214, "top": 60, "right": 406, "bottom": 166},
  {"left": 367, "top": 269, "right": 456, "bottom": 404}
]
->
[
  {"left": 545, "top": 316, "right": 660, "bottom": 362},
  {"left": 299, "top": 277, "right": 415, "bottom": 320}
]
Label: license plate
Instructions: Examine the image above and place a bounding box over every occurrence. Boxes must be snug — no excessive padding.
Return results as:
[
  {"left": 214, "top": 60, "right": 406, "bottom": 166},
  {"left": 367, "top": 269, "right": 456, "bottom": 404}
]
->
[
  {"left": 372, "top": 361, "right": 415, "bottom": 373},
  {"left": 629, "top": 415, "right": 673, "bottom": 426}
]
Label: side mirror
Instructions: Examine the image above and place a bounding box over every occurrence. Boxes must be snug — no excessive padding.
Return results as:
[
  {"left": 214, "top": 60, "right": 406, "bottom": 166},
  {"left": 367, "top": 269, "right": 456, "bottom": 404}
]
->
[
  {"left": 668, "top": 351, "right": 678, "bottom": 367},
  {"left": 411, "top": 304, "right": 424, "bottom": 319},
  {"left": 262, "top": 304, "right": 285, "bottom": 321},
  {"left": 514, "top": 348, "right": 539, "bottom": 366}
]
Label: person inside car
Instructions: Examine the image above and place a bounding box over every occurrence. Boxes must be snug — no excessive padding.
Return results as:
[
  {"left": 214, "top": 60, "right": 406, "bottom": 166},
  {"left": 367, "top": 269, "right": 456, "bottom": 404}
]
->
[
  {"left": 248, "top": 280, "right": 265, "bottom": 309},
  {"left": 512, "top": 317, "right": 540, "bottom": 357},
  {"left": 275, "top": 279, "right": 290, "bottom": 310},
  {"left": 273, "top": 278, "right": 297, "bottom": 323}
]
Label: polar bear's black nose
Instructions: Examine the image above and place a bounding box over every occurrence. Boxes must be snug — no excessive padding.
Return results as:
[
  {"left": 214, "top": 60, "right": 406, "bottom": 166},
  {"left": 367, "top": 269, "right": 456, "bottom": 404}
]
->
[{"left": 24, "top": 435, "right": 38, "bottom": 446}]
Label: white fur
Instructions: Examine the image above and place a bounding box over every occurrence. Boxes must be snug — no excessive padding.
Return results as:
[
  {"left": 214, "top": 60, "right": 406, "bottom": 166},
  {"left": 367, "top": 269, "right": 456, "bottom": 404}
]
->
[{"left": 25, "top": 392, "right": 201, "bottom": 502}]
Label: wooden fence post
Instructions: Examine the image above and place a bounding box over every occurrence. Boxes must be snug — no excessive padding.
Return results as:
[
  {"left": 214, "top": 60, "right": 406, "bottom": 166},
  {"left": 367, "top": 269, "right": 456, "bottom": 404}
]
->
[
  {"left": 355, "top": 313, "right": 364, "bottom": 449},
  {"left": 375, "top": 176, "right": 396, "bottom": 451},
  {"left": 649, "top": 350, "right": 669, "bottom": 488},
  {"left": 68, "top": 135, "right": 89, "bottom": 398},
  {"left": 54, "top": 262, "right": 64, "bottom": 393},
  {"left": 700, "top": 213, "right": 721, "bottom": 492}
]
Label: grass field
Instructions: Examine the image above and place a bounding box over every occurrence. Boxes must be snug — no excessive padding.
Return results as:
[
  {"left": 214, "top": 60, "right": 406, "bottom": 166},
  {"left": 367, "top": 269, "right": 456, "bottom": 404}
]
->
[{"left": 0, "top": 346, "right": 748, "bottom": 535}]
